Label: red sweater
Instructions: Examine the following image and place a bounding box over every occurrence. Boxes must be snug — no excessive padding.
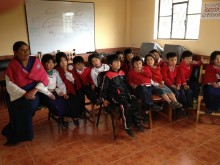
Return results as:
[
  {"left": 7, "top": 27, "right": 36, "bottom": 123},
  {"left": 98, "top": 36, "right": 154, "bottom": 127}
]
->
[
  {"left": 148, "top": 65, "right": 163, "bottom": 84},
  {"left": 72, "top": 67, "right": 94, "bottom": 86},
  {"left": 177, "top": 61, "right": 202, "bottom": 84},
  {"left": 56, "top": 67, "right": 81, "bottom": 95},
  {"left": 203, "top": 64, "right": 220, "bottom": 84},
  {"left": 161, "top": 64, "right": 181, "bottom": 86},
  {"left": 128, "top": 66, "right": 152, "bottom": 86}
]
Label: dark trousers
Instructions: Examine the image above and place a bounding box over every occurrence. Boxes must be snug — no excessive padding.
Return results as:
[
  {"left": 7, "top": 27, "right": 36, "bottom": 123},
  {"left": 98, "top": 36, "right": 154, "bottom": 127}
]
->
[
  {"left": 135, "top": 85, "right": 154, "bottom": 107},
  {"left": 78, "top": 85, "right": 98, "bottom": 115},
  {"left": 203, "top": 85, "right": 220, "bottom": 111},
  {"left": 2, "top": 93, "right": 41, "bottom": 143},
  {"left": 169, "top": 87, "right": 188, "bottom": 107},
  {"left": 67, "top": 93, "right": 81, "bottom": 118},
  {"left": 187, "top": 80, "right": 200, "bottom": 99},
  {"left": 111, "top": 94, "right": 141, "bottom": 129}
]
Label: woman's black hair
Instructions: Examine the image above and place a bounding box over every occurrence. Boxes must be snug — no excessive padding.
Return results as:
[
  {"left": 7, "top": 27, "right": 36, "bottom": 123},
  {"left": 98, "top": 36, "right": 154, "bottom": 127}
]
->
[
  {"left": 144, "top": 53, "right": 155, "bottom": 65},
  {"left": 131, "top": 56, "right": 143, "bottom": 66},
  {"left": 149, "top": 49, "right": 162, "bottom": 57},
  {"left": 41, "top": 54, "right": 55, "bottom": 66},
  {"left": 107, "top": 54, "right": 119, "bottom": 65},
  {"left": 56, "top": 52, "right": 67, "bottom": 67},
  {"left": 210, "top": 51, "right": 220, "bottom": 64},
  {"left": 88, "top": 52, "right": 101, "bottom": 66},
  {"left": 166, "top": 52, "right": 177, "bottom": 59},
  {"left": 72, "top": 56, "right": 84, "bottom": 65},
  {"left": 115, "top": 50, "right": 124, "bottom": 56},
  {"left": 13, "top": 41, "right": 28, "bottom": 52}
]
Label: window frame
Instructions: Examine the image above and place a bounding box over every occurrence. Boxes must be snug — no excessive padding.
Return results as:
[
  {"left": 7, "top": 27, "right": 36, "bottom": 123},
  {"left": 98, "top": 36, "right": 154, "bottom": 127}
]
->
[{"left": 157, "top": 0, "right": 201, "bottom": 40}]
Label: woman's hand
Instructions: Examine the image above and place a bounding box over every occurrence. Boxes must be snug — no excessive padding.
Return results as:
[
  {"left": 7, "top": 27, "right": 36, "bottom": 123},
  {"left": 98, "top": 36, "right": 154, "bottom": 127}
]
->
[
  {"left": 49, "top": 94, "right": 56, "bottom": 100},
  {"left": 63, "top": 94, "right": 69, "bottom": 99},
  {"left": 183, "top": 84, "right": 189, "bottom": 90},
  {"left": 24, "top": 88, "right": 38, "bottom": 100}
]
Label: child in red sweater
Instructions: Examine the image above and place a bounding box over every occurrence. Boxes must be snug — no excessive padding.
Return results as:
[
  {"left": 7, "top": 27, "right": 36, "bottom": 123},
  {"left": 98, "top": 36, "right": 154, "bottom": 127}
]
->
[
  {"left": 145, "top": 54, "right": 182, "bottom": 109},
  {"left": 149, "top": 49, "right": 165, "bottom": 68},
  {"left": 121, "top": 48, "right": 133, "bottom": 73},
  {"left": 203, "top": 51, "right": 220, "bottom": 114},
  {"left": 177, "top": 51, "right": 203, "bottom": 108},
  {"left": 128, "top": 56, "right": 162, "bottom": 124},
  {"left": 162, "top": 52, "right": 187, "bottom": 108},
  {"left": 72, "top": 56, "right": 101, "bottom": 112}
]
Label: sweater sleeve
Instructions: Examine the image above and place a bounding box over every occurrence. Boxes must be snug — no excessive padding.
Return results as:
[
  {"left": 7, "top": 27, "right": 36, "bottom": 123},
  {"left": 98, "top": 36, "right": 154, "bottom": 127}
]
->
[
  {"left": 177, "top": 66, "right": 187, "bottom": 85},
  {"left": 54, "top": 69, "right": 67, "bottom": 94},
  {"left": 35, "top": 82, "right": 52, "bottom": 96},
  {"left": 5, "top": 75, "right": 26, "bottom": 101},
  {"left": 161, "top": 66, "right": 173, "bottom": 86}
]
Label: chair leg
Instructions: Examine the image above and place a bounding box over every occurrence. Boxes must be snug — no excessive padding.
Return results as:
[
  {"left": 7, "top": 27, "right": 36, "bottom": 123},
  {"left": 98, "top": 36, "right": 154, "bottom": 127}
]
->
[
  {"left": 148, "top": 110, "right": 152, "bottom": 129},
  {"left": 96, "top": 104, "right": 102, "bottom": 127},
  {"left": 91, "top": 103, "right": 95, "bottom": 122},
  {"left": 196, "top": 96, "right": 202, "bottom": 123},
  {"left": 110, "top": 112, "right": 116, "bottom": 140},
  {"left": 168, "top": 107, "right": 172, "bottom": 123}
]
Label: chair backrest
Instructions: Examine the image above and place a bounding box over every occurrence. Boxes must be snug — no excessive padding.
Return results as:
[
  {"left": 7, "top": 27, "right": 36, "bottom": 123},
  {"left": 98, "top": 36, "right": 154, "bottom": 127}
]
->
[
  {"left": 0, "top": 59, "right": 11, "bottom": 71},
  {"left": 190, "top": 66, "right": 201, "bottom": 82},
  {"left": 97, "top": 71, "right": 108, "bottom": 88}
]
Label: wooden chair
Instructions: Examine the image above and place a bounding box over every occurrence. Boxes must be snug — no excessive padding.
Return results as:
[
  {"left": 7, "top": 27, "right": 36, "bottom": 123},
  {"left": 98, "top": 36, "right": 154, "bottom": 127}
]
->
[{"left": 196, "top": 62, "right": 220, "bottom": 123}]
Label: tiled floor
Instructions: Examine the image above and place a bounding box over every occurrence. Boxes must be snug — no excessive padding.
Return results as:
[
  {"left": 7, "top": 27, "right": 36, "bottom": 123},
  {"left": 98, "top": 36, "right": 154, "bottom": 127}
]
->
[{"left": 0, "top": 100, "right": 220, "bottom": 165}]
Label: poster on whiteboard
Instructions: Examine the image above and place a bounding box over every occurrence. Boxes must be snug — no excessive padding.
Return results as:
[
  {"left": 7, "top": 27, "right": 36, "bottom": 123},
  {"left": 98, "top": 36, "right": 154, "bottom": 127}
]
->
[{"left": 201, "top": 2, "right": 220, "bottom": 19}]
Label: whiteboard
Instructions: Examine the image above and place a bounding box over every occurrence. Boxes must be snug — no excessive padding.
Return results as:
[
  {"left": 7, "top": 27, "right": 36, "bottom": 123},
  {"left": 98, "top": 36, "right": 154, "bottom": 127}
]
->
[{"left": 25, "top": 0, "right": 95, "bottom": 54}]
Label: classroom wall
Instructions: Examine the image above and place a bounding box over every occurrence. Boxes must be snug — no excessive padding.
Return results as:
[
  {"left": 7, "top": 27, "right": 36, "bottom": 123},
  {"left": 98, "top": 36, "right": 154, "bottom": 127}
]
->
[
  {"left": 129, "top": 0, "right": 220, "bottom": 56},
  {"left": 0, "top": 0, "right": 127, "bottom": 55}
]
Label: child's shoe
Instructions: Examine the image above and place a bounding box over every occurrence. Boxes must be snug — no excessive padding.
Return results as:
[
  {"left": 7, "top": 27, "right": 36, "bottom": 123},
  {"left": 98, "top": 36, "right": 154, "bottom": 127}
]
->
[
  {"left": 136, "top": 124, "right": 144, "bottom": 132},
  {"left": 170, "top": 101, "right": 182, "bottom": 109},
  {"left": 61, "top": 117, "right": 69, "bottom": 128},
  {"left": 125, "top": 128, "right": 135, "bottom": 137},
  {"left": 143, "top": 113, "right": 149, "bottom": 124}
]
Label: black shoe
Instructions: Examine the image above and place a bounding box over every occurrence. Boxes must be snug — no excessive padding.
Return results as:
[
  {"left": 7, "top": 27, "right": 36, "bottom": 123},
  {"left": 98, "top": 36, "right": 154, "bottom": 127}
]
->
[
  {"left": 150, "top": 104, "right": 163, "bottom": 112},
  {"left": 143, "top": 114, "right": 149, "bottom": 124},
  {"left": 4, "top": 139, "right": 17, "bottom": 146},
  {"left": 205, "top": 109, "right": 213, "bottom": 114},
  {"left": 61, "top": 120, "right": 69, "bottom": 128},
  {"left": 73, "top": 119, "right": 79, "bottom": 126},
  {"left": 136, "top": 124, "right": 144, "bottom": 132},
  {"left": 125, "top": 128, "right": 135, "bottom": 137}
]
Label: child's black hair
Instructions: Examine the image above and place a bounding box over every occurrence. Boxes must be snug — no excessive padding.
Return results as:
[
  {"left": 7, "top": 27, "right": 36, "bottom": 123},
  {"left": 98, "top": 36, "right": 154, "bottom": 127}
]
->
[
  {"left": 149, "top": 49, "right": 162, "bottom": 57},
  {"left": 41, "top": 54, "right": 55, "bottom": 66},
  {"left": 72, "top": 56, "right": 84, "bottom": 65},
  {"left": 88, "top": 52, "right": 101, "bottom": 66},
  {"left": 210, "top": 51, "right": 220, "bottom": 64},
  {"left": 107, "top": 54, "right": 119, "bottom": 65},
  {"left": 56, "top": 52, "right": 67, "bottom": 67},
  {"left": 131, "top": 56, "right": 143, "bottom": 66},
  {"left": 144, "top": 53, "right": 156, "bottom": 65},
  {"left": 166, "top": 52, "right": 177, "bottom": 59},
  {"left": 181, "top": 50, "right": 193, "bottom": 59},
  {"left": 115, "top": 50, "right": 124, "bottom": 56},
  {"left": 124, "top": 48, "right": 133, "bottom": 64},
  {"left": 13, "top": 41, "right": 28, "bottom": 52}
]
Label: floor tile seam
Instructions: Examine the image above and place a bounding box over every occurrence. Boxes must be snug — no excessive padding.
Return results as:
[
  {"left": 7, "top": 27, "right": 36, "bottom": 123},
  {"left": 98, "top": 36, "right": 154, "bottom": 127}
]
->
[{"left": 201, "top": 144, "right": 220, "bottom": 156}]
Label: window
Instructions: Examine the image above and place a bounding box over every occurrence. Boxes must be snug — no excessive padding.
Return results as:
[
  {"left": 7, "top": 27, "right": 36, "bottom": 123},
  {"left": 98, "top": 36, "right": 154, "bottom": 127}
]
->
[{"left": 157, "top": 0, "right": 202, "bottom": 40}]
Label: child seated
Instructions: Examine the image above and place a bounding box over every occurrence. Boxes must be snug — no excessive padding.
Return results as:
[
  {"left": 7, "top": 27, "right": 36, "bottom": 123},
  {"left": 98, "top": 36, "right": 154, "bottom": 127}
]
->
[
  {"left": 115, "top": 50, "right": 125, "bottom": 63},
  {"left": 149, "top": 49, "right": 165, "bottom": 68},
  {"left": 72, "top": 56, "right": 101, "bottom": 111},
  {"left": 144, "top": 53, "right": 182, "bottom": 109},
  {"left": 177, "top": 50, "right": 203, "bottom": 108},
  {"left": 128, "top": 56, "right": 162, "bottom": 124},
  {"left": 100, "top": 54, "right": 144, "bottom": 137},
  {"left": 161, "top": 52, "right": 187, "bottom": 108},
  {"left": 88, "top": 52, "right": 109, "bottom": 87},
  {"left": 41, "top": 54, "right": 70, "bottom": 127},
  {"left": 55, "top": 52, "right": 82, "bottom": 126},
  {"left": 121, "top": 48, "right": 133, "bottom": 73},
  {"left": 203, "top": 51, "right": 220, "bottom": 114}
]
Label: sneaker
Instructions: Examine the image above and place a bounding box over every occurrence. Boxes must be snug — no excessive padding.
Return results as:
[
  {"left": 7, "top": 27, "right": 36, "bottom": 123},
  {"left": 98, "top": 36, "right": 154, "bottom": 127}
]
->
[
  {"left": 170, "top": 101, "right": 182, "bottom": 109},
  {"left": 61, "top": 119, "right": 69, "bottom": 128},
  {"left": 150, "top": 104, "right": 163, "bottom": 112},
  {"left": 143, "top": 113, "right": 149, "bottom": 124},
  {"left": 73, "top": 119, "right": 79, "bottom": 126},
  {"left": 136, "top": 124, "right": 144, "bottom": 132},
  {"left": 125, "top": 128, "right": 135, "bottom": 137}
]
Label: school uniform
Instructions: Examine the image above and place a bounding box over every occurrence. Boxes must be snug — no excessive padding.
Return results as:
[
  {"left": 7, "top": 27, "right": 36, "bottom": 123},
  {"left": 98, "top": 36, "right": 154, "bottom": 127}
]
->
[
  {"left": 161, "top": 64, "right": 187, "bottom": 107},
  {"left": 2, "top": 56, "right": 53, "bottom": 143},
  {"left": 177, "top": 61, "right": 202, "bottom": 100},
  {"left": 148, "top": 65, "right": 173, "bottom": 95},
  {"left": 72, "top": 67, "right": 98, "bottom": 106},
  {"left": 90, "top": 64, "right": 109, "bottom": 87},
  {"left": 128, "top": 66, "right": 154, "bottom": 107},
  {"left": 203, "top": 64, "right": 220, "bottom": 112},
  {"left": 56, "top": 67, "right": 81, "bottom": 118},
  {"left": 100, "top": 69, "right": 142, "bottom": 129}
]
